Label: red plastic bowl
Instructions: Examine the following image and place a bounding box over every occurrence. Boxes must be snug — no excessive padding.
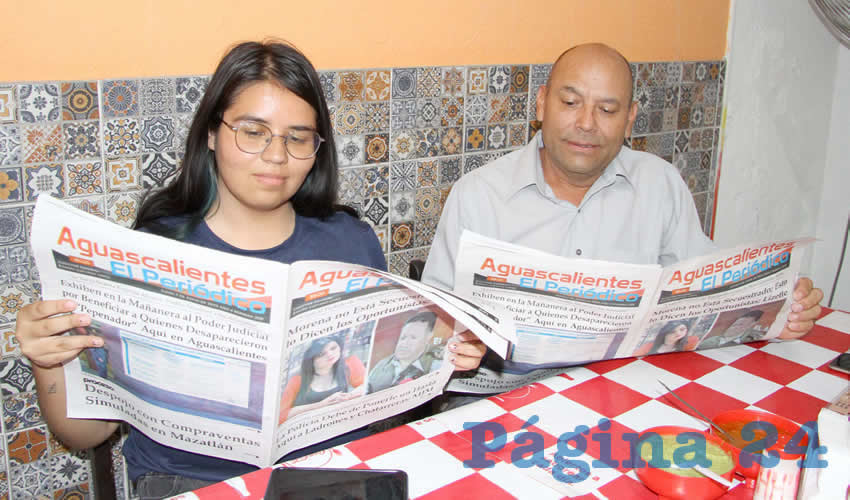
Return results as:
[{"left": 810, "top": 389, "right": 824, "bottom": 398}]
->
[
  {"left": 634, "top": 425, "right": 736, "bottom": 500},
  {"left": 710, "top": 408, "right": 806, "bottom": 479}
]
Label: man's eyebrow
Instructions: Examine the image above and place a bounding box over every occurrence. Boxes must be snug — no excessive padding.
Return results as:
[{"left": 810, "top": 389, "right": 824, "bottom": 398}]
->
[{"left": 559, "top": 86, "right": 622, "bottom": 105}]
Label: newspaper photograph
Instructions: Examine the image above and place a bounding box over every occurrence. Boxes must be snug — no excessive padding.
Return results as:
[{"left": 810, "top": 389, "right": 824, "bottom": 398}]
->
[
  {"left": 449, "top": 230, "right": 812, "bottom": 393},
  {"left": 30, "top": 196, "right": 514, "bottom": 467}
]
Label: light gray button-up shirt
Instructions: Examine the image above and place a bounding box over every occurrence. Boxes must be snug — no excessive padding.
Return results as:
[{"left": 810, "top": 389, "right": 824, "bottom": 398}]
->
[{"left": 422, "top": 133, "right": 715, "bottom": 291}]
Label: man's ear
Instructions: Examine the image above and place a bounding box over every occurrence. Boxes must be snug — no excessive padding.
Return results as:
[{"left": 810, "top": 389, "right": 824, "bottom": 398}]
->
[
  {"left": 535, "top": 85, "right": 547, "bottom": 123},
  {"left": 624, "top": 101, "right": 638, "bottom": 138}
]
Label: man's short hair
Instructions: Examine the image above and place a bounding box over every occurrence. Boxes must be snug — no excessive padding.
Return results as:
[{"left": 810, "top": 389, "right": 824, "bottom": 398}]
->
[{"left": 403, "top": 310, "right": 437, "bottom": 334}]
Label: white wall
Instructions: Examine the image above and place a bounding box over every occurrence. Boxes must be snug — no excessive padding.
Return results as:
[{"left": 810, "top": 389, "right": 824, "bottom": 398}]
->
[
  {"left": 811, "top": 47, "right": 850, "bottom": 310},
  {"left": 718, "top": 0, "right": 849, "bottom": 310}
]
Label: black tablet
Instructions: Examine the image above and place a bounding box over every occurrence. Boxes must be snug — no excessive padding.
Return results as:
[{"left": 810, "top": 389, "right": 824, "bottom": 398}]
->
[{"left": 264, "top": 467, "right": 408, "bottom": 500}]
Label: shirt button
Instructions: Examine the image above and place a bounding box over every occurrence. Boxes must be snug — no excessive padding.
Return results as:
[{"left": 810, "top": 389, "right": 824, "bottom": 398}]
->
[{"left": 576, "top": 249, "right": 582, "bottom": 256}]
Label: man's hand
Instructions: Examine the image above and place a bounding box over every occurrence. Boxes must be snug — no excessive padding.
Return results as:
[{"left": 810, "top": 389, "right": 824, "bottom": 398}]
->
[
  {"left": 778, "top": 277, "right": 823, "bottom": 340},
  {"left": 448, "top": 331, "right": 486, "bottom": 370}
]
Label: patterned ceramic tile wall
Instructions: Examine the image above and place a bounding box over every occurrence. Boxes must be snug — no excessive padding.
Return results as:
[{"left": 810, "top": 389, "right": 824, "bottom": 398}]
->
[{"left": 0, "top": 57, "right": 724, "bottom": 499}]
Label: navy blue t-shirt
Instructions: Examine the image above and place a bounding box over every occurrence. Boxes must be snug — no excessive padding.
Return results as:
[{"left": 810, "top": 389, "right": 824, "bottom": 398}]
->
[{"left": 123, "top": 211, "right": 386, "bottom": 482}]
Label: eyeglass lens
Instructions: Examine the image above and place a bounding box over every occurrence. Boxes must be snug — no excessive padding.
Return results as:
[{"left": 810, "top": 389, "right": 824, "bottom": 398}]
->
[{"left": 233, "top": 121, "right": 321, "bottom": 159}]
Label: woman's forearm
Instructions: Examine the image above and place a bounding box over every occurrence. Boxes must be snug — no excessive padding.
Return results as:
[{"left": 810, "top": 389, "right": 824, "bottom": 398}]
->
[{"left": 33, "top": 363, "right": 120, "bottom": 450}]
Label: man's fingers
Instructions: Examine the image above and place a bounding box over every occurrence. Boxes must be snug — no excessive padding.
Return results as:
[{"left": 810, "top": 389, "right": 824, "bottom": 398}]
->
[{"left": 796, "top": 287, "right": 824, "bottom": 311}]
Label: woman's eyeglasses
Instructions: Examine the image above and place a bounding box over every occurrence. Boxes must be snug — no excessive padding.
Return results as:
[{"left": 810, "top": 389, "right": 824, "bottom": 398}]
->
[{"left": 220, "top": 120, "right": 324, "bottom": 159}]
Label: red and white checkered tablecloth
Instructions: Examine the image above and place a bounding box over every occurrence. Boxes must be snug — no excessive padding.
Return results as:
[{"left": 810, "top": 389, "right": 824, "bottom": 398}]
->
[{"left": 180, "top": 310, "right": 850, "bottom": 499}]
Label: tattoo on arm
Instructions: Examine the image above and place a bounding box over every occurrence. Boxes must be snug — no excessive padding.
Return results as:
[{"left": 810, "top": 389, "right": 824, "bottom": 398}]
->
[{"left": 48, "top": 383, "right": 57, "bottom": 394}]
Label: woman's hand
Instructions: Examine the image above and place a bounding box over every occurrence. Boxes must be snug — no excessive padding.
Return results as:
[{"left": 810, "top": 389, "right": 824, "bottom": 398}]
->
[
  {"left": 448, "top": 331, "right": 486, "bottom": 371},
  {"left": 16, "top": 299, "right": 101, "bottom": 368}
]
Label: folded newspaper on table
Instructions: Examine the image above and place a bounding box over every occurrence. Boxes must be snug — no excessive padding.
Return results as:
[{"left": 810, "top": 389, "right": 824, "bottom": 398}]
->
[
  {"left": 447, "top": 230, "right": 814, "bottom": 393},
  {"left": 30, "top": 196, "right": 515, "bottom": 467}
]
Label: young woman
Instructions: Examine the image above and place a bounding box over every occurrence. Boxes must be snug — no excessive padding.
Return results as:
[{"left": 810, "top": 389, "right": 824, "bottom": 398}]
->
[
  {"left": 278, "top": 336, "right": 366, "bottom": 423},
  {"left": 15, "top": 40, "right": 485, "bottom": 498}
]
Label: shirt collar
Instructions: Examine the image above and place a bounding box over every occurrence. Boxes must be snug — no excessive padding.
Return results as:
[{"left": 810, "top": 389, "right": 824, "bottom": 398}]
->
[{"left": 508, "top": 132, "right": 636, "bottom": 202}]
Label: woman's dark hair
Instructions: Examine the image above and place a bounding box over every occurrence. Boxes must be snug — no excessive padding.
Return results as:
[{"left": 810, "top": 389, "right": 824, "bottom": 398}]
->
[
  {"left": 295, "top": 336, "right": 348, "bottom": 405},
  {"left": 649, "top": 319, "right": 692, "bottom": 354},
  {"left": 133, "top": 40, "right": 340, "bottom": 238}
]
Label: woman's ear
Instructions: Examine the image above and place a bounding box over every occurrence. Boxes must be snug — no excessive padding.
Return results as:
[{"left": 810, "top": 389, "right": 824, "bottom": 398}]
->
[{"left": 208, "top": 129, "right": 216, "bottom": 151}]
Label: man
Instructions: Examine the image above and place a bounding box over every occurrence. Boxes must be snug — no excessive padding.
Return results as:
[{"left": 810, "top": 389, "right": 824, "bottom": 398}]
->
[
  {"left": 368, "top": 311, "right": 442, "bottom": 392},
  {"left": 698, "top": 310, "right": 765, "bottom": 349},
  {"left": 422, "top": 43, "right": 823, "bottom": 376}
]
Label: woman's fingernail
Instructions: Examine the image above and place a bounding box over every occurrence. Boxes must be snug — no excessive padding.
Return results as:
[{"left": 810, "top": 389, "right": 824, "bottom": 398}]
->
[
  {"left": 78, "top": 315, "right": 91, "bottom": 326},
  {"left": 450, "top": 356, "right": 457, "bottom": 364},
  {"left": 92, "top": 338, "right": 103, "bottom": 347},
  {"left": 449, "top": 343, "right": 457, "bottom": 351},
  {"left": 64, "top": 300, "right": 76, "bottom": 310}
]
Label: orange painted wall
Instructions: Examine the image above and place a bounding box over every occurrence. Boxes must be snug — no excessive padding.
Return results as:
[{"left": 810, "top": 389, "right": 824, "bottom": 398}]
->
[{"left": 2, "top": 0, "right": 729, "bottom": 81}]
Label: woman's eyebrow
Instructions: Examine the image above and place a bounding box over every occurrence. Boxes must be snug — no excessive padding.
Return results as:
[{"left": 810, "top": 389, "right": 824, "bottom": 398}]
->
[{"left": 229, "top": 114, "right": 317, "bottom": 131}]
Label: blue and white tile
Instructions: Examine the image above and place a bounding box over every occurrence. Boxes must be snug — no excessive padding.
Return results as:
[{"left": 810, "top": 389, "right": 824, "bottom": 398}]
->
[
  {"left": 336, "top": 135, "right": 365, "bottom": 167},
  {"left": 23, "top": 164, "right": 64, "bottom": 201},
  {"left": 0, "top": 356, "right": 35, "bottom": 397},
  {"left": 317, "top": 71, "right": 340, "bottom": 105},
  {"left": 488, "top": 66, "right": 511, "bottom": 94},
  {"left": 9, "top": 457, "right": 52, "bottom": 498},
  {"left": 362, "top": 195, "right": 389, "bottom": 226},
  {"left": 0, "top": 207, "right": 27, "bottom": 245},
  {"left": 391, "top": 99, "right": 416, "bottom": 131},
  {"left": 415, "top": 98, "right": 441, "bottom": 128},
  {"left": 17, "top": 84, "right": 60, "bottom": 122},
  {"left": 390, "top": 190, "right": 416, "bottom": 224},
  {"left": 392, "top": 68, "right": 417, "bottom": 99},
  {"left": 62, "top": 120, "right": 101, "bottom": 160},
  {"left": 0, "top": 124, "right": 21, "bottom": 166},
  {"left": 140, "top": 152, "right": 178, "bottom": 188},
  {"left": 176, "top": 76, "right": 209, "bottom": 114},
  {"left": 3, "top": 391, "right": 43, "bottom": 431},
  {"left": 141, "top": 115, "right": 176, "bottom": 152},
  {"left": 50, "top": 451, "right": 90, "bottom": 490},
  {"left": 140, "top": 78, "right": 176, "bottom": 115},
  {"left": 463, "top": 152, "right": 489, "bottom": 173},
  {"left": 438, "top": 157, "right": 461, "bottom": 186},
  {"left": 464, "top": 94, "right": 488, "bottom": 126},
  {"left": 390, "top": 161, "right": 417, "bottom": 192}
]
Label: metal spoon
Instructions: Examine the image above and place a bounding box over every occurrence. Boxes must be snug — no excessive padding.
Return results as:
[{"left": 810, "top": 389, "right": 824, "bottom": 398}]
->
[{"left": 657, "top": 380, "right": 738, "bottom": 444}]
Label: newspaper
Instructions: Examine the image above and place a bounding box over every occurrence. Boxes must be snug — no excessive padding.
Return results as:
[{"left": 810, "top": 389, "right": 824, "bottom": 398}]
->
[
  {"left": 448, "top": 230, "right": 814, "bottom": 393},
  {"left": 30, "top": 196, "right": 515, "bottom": 467}
]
